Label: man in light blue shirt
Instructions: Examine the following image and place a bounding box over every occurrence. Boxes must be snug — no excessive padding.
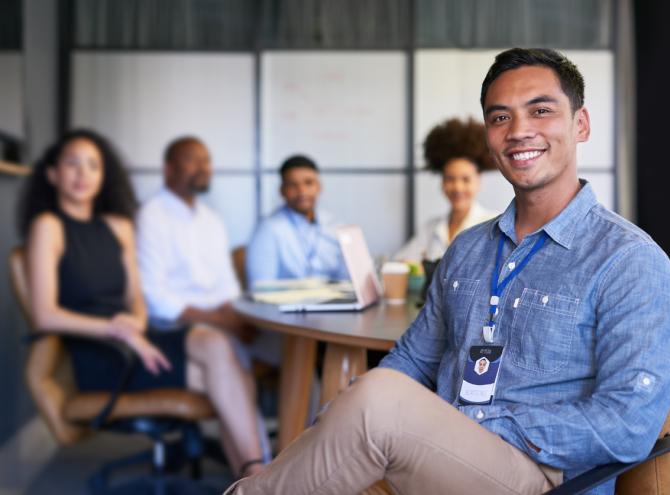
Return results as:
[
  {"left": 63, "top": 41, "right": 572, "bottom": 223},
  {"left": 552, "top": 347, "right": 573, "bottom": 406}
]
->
[
  {"left": 246, "top": 155, "right": 349, "bottom": 288},
  {"left": 226, "top": 49, "right": 670, "bottom": 495}
]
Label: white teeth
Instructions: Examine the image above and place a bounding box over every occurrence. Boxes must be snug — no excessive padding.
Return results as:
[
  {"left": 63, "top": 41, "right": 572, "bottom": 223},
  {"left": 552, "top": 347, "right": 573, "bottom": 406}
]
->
[{"left": 512, "top": 150, "right": 542, "bottom": 161}]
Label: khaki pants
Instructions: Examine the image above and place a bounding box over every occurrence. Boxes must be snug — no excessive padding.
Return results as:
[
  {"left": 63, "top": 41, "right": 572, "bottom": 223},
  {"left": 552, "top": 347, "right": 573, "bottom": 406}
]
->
[{"left": 227, "top": 368, "right": 562, "bottom": 495}]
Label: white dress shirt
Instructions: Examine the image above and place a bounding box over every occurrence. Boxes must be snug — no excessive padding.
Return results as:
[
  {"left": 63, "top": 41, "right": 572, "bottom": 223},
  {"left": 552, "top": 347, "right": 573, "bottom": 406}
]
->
[
  {"left": 136, "top": 188, "right": 240, "bottom": 321},
  {"left": 394, "top": 202, "right": 498, "bottom": 262}
]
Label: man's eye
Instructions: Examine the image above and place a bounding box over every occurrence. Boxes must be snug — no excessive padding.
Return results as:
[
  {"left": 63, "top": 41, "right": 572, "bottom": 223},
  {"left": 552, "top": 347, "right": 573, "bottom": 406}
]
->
[
  {"left": 535, "top": 108, "right": 551, "bottom": 115},
  {"left": 491, "top": 115, "right": 508, "bottom": 124}
]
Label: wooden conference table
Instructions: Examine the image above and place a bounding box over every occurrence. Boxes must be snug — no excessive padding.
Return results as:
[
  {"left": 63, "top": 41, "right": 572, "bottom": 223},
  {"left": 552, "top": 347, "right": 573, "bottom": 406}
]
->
[{"left": 233, "top": 296, "right": 421, "bottom": 450}]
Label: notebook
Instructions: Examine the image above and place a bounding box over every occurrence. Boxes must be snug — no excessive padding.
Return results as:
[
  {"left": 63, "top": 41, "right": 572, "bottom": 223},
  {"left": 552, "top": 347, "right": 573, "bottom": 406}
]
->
[{"left": 277, "top": 225, "right": 381, "bottom": 312}]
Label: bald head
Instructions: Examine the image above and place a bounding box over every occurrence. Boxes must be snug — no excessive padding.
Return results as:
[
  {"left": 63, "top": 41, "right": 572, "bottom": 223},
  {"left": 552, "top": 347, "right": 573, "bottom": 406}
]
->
[{"left": 163, "top": 136, "right": 212, "bottom": 203}]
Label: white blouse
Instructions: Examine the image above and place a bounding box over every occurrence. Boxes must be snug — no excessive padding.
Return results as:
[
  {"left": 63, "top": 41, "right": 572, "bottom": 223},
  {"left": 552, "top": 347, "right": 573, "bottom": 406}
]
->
[{"left": 394, "top": 203, "right": 498, "bottom": 262}]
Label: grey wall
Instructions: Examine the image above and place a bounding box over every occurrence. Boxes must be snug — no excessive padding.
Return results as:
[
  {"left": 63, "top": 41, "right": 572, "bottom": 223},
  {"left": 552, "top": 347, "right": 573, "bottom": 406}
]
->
[
  {"left": 0, "top": 175, "right": 33, "bottom": 445},
  {"left": 23, "top": 0, "right": 58, "bottom": 160},
  {"left": 0, "top": 0, "right": 59, "bottom": 447}
]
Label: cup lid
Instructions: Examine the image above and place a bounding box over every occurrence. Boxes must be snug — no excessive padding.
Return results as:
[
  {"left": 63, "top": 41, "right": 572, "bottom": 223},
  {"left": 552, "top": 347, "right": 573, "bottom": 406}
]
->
[{"left": 381, "top": 261, "right": 410, "bottom": 274}]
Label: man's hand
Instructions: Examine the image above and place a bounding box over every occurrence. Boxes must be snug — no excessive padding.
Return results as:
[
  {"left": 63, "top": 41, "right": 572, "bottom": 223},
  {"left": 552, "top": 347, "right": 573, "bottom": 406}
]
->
[{"left": 179, "top": 303, "right": 257, "bottom": 343}]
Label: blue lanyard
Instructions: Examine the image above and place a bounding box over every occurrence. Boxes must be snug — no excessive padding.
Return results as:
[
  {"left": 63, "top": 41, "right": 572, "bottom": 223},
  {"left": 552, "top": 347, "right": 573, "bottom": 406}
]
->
[
  {"left": 484, "top": 231, "right": 549, "bottom": 341},
  {"left": 287, "top": 210, "right": 321, "bottom": 274}
]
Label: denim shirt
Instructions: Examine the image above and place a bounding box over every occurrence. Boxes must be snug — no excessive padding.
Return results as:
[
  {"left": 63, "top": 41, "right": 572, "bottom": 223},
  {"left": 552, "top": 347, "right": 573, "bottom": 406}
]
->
[
  {"left": 380, "top": 182, "right": 670, "bottom": 494},
  {"left": 246, "top": 205, "right": 349, "bottom": 288}
]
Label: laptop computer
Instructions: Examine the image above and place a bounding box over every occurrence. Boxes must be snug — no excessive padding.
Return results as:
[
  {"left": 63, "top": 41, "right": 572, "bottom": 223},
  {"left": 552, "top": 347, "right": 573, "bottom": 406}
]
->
[{"left": 277, "top": 225, "right": 382, "bottom": 312}]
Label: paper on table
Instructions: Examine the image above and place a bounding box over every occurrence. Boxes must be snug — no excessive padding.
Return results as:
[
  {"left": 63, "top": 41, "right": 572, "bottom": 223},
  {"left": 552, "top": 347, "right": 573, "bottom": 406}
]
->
[
  {"left": 252, "top": 277, "right": 329, "bottom": 292},
  {"left": 251, "top": 287, "right": 351, "bottom": 304}
]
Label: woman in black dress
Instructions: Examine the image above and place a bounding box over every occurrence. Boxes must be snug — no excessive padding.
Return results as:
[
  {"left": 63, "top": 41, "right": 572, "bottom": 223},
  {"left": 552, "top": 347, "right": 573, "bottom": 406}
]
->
[{"left": 18, "top": 129, "right": 264, "bottom": 478}]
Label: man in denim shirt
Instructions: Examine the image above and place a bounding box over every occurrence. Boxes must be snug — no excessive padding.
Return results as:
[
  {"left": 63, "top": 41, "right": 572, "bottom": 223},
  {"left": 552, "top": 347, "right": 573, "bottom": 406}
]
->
[{"left": 226, "top": 49, "right": 670, "bottom": 495}]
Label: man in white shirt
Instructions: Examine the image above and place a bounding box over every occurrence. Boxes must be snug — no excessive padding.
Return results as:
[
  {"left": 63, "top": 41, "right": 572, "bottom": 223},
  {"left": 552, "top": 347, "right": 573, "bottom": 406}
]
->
[
  {"left": 136, "top": 136, "right": 249, "bottom": 337},
  {"left": 136, "top": 136, "right": 273, "bottom": 464}
]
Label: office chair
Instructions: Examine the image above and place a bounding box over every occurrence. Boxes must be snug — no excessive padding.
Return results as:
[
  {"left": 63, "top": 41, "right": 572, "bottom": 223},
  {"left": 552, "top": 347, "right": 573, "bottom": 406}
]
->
[
  {"left": 231, "top": 246, "right": 248, "bottom": 292},
  {"left": 9, "top": 247, "right": 225, "bottom": 494}
]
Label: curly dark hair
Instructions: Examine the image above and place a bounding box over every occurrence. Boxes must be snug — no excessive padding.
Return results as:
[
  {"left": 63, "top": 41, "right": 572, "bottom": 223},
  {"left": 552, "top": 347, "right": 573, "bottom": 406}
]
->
[
  {"left": 422, "top": 118, "right": 494, "bottom": 173},
  {"left": 17, "top": 129, "right": 138, "bottom": 238}
]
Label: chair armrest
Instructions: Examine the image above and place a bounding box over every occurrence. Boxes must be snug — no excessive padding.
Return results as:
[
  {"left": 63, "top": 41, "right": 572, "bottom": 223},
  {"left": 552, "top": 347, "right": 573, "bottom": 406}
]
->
[
  {"left": 25, "top": 333, "right": 139, "bottom": 428},
  {"left": 545, "top": 435, "right": 670, "bottom": 495}
]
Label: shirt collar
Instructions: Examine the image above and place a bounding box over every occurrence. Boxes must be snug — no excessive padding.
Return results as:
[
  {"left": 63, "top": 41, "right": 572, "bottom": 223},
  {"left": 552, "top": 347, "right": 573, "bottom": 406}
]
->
[
  {"left": 282, "top": 204, "right": 320, "bottom": 227},
  {"left": 161, "top": 187, "right": 201, "bottom": 218},
  {"left": 434, "top": 202, "right": 486, "bottom": 244},
  {"left": 489, "top": 180, "right": 598, "bottom": 249}
]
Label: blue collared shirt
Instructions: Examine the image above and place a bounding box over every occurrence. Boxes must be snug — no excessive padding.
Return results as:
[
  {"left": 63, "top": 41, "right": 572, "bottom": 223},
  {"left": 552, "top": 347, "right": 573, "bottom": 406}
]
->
[
  {"left": 380, "top": 182, "right": 670, "bottom": 493},
  {"left": 246, "top": 205, "right": 349, "bottom": 288}
]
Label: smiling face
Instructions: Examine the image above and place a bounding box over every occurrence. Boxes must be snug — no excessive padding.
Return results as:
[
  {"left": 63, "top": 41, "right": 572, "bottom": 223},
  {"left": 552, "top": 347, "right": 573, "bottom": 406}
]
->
[
  {"left": 281, "top": 166, "right": 321, "bottom": 218},
  {"left": 47, "top": 138, "right": 105, "bottom": 207},
  {"left": 442, "top": 158, "right": 481, "bottom": 214},
  {"left": 483, "top": 65, "right": 590, "bottom": 196}
]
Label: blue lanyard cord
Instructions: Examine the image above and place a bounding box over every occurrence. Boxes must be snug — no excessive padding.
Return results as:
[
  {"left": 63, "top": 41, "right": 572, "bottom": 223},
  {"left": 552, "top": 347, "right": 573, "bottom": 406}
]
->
[
  {"left": 488, "top": 231, "right": 549, "bottom": 324},
  {"left": 287, "top": 211, "right": 321, "bottom": 272}
]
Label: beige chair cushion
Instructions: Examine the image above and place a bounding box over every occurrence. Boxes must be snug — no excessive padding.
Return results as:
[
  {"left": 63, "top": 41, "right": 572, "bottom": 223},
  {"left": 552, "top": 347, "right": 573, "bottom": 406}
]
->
[{"left": 65, "top": 389, "right": 216, "bottom": 423}]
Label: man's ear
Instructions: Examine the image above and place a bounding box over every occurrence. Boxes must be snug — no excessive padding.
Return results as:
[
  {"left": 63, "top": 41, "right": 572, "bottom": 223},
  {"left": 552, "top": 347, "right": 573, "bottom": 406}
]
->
[
  {"left": 279, "top": 182, "right": 287, "bottom": 200},
  {"left": 575, "top": 106, "right": 591, "bottom": 143},
  {"left": 163, "top": 162, "right": 174, "bottom": 185}
]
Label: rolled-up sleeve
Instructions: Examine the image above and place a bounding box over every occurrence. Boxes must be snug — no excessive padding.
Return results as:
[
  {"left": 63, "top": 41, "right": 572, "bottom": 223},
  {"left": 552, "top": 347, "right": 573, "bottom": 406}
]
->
[{"left": 379, "top": 254, "right": 450, "bottom": 390}]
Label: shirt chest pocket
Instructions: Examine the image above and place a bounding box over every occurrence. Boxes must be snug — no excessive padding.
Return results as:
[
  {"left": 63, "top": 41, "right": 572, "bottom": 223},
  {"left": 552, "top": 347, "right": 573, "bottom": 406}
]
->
[
  {"left": 509, "top": 288, "right": 580, "bottom": 374},
  {"left": 443, "top": 278, "right": 480, "bottom": 348}
]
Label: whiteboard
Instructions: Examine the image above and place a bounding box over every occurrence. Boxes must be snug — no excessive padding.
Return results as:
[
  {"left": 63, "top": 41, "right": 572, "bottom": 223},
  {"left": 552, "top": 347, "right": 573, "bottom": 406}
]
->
[
  {"left": 414, "top": 49, "right": 614, "bottom": 170},
  {"left": 0, "top": 54, "right": 24, "bottom": 138},
  {"left": 261, "top": 51, "right": 407, "bottom": 169},
  {"left": 72, "top": 52, "right": 255, "bottom": 170}
]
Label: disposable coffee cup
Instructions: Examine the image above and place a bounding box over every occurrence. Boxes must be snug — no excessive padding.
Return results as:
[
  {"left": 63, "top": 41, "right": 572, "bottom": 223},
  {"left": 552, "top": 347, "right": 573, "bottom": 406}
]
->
[{"left": 381, "top": 262, "right": 410, "bottom": 304}]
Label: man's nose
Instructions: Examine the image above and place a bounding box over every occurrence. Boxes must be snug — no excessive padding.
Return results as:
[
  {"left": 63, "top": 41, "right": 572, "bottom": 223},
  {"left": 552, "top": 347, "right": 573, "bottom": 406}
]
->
[{"left": 506, "top": 114, "right": 536, "bottom": 142}]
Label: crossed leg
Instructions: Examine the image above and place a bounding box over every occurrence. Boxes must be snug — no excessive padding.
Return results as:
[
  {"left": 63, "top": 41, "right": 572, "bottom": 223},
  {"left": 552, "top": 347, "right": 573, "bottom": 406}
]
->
[
  {"left": 185, "top": 324, "right": 264, "bottom": 477},
  {"left": 227, "top": 367, "right": 561, "bottom": 494}
]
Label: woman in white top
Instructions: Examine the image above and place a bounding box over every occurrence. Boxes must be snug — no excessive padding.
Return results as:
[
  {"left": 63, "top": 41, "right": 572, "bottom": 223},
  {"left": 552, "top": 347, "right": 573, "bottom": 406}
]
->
[{"left": 395, "top": 118, "right": 498, "bottom": 262}]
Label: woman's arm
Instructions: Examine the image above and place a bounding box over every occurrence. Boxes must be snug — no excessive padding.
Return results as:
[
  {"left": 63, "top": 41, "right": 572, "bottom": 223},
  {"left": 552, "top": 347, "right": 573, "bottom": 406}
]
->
[
  {"left": 104, "top": 215, "right": 147, "bottom": 328},
  {"left": 27, "top": 212, "right": 111, "bottom": 336},
  {"left": 27, "top": 213, "right": 169, "bottom": 375}
]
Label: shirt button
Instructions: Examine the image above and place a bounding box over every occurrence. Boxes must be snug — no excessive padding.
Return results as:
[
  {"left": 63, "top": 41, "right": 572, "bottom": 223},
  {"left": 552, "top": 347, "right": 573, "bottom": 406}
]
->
[
  {"left": 475, "top": 410, "right": 485, "bottom": 420},
  {"left": 508, "top": 262, "right": 516, "bottom": 270},
  {"left": 643, "top": 377, "right": 651, "bottom": 386}
]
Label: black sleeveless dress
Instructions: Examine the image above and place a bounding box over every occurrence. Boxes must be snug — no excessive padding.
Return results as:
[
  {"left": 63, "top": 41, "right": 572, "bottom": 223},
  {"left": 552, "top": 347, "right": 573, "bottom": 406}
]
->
[{"left": 57, "top": 210, "right": 187, "bottom": 391}]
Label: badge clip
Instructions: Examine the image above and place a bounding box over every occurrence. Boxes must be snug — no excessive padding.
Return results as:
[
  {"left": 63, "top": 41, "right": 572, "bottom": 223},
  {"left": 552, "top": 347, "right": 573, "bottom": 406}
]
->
[{"left": 483, "top": 325, "right": 496, "bottom": 343}]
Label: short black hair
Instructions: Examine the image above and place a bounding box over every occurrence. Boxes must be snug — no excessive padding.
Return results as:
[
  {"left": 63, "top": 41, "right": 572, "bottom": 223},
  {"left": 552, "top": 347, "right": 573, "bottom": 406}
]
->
[
  {"left": 17, "top": 129, "right": 137, "bottom": 238},
  {"left": 279, "top": 154, "right": 319, "bottom": 180},
  {"left": 480, "top": 48, "right": 585, "bottom": 114}
]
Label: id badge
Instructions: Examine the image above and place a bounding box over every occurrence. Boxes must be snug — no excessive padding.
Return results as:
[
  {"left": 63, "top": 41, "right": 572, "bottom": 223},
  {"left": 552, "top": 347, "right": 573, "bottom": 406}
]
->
[{"left": 458, "top": 345, "right": 504, "bottom": 406}]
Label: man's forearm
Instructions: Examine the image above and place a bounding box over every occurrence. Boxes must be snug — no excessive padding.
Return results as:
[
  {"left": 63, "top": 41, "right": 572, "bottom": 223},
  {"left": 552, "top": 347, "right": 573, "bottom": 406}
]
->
[
  {"left": 178, "top": 304, "right": 252, "bottom": 337},
  {"left": 178, "top": 306, "right": 218, "bottom": 326}
]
